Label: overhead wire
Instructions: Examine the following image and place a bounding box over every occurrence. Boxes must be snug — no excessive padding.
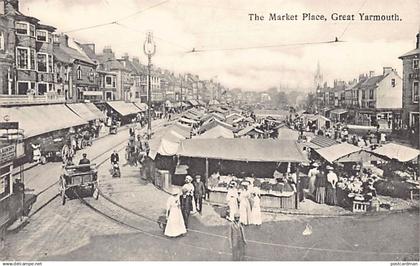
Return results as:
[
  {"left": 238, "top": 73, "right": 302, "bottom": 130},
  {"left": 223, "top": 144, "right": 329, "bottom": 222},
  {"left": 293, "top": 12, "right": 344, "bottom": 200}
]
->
[
  {"left": 62, "top": 0, "right": 170, "bottom": 33},
  {"left": 339, "top": 0, "right": 369, "bottom": 39}
]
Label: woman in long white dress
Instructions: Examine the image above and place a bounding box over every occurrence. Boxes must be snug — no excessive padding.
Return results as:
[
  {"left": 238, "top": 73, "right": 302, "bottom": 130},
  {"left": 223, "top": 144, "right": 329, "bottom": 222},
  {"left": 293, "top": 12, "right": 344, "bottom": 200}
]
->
[
  {"left": 250, "top": 192, "right": 262, "bottom": 226},
  {"left": 164, "top": 192, "right": 187, "bottom": 238},
  {"left": 238, "top": 184, "right": 251, "bottom": 225},
  {"left": 226, "top": 182, "right": 239, "bottom": 221}
]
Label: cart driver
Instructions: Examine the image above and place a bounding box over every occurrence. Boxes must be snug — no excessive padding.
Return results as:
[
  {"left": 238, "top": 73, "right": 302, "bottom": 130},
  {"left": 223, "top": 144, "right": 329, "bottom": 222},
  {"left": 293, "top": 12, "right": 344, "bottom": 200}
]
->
[{"left": 79, "top": 153, "right": 91, "bottom": 171}]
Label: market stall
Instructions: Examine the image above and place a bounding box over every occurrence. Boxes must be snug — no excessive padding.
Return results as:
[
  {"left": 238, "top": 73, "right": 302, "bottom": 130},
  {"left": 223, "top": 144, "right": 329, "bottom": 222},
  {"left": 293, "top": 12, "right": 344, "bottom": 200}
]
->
[{"left": 176, "top": 138, "right": 308, "bottom": 210}]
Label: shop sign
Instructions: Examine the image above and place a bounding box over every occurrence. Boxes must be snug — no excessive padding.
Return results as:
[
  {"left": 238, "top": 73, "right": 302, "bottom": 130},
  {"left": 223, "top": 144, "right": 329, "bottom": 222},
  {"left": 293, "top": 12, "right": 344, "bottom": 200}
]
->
[
  {"left": 0, "top": 122, "right": 19, "bottom": 130},
  {"left": 0, "top": 145, "right": 16, "bottom": 164}
]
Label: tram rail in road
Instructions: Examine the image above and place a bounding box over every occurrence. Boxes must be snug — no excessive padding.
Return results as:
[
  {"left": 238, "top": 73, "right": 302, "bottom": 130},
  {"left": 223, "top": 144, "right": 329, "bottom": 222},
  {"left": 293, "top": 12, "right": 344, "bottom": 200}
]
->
[{"left": 25, "top": 119, "right": 168, "bottom": 220}]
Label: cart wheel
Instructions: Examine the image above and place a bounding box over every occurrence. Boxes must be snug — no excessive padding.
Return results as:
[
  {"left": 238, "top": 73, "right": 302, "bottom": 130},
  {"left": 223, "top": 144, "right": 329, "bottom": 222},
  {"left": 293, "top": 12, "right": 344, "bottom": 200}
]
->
[
  {"left": 61, "top": 190, "right": 66, "bottom": 205},
  {"left": 40, "top": 156, "right": 47, "bottom": 164}
]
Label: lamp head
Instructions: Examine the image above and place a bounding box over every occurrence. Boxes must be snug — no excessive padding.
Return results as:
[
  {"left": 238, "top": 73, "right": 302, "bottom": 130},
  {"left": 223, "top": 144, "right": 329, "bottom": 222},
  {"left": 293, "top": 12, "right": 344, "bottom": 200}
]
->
[{"left": 143, "top": 32, "right": 156, "bottom": 56}]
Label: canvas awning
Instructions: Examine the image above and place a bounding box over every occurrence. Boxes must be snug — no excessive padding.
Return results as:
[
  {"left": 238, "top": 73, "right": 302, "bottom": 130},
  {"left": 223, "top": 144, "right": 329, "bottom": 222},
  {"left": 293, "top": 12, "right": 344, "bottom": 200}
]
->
[
  {"left": 199, "top": 118, "right": 234, "bottom": 133},
  {"left": 66, "top": 103, "right": 101, "bottom": 121},
  {"left": 149, "top": 128, "right": 187, "bottom": 159},
  {"left": 371, "top": 143, "right": 420, "bottom": 162},
  {"left": 85, "top": 103, "right": 106, "bottom": 120},
  {"left": 177, "top": 139, "right": 308, "bottom": 162},
  {"left": 178, "top": 117, "right": 199, "bottom": 125},
  {"left": 315, "top": 143, "right": 363, "bottom": 163},
  {"left": 133, "top": 102, "right": 148, "bottom": 112},
  {"left": 0, "top": 104, "right": 87, "bottom": 139},
  {"left": 330, "top": 109, "right": 348, "bottom": 115},
  {"left": 309, "top": 136, "right": 338, "bottom": 149},
  {"left": 195, "top": 125, "right": 234, "bottom": 139},
  {"left": 106, "top": 101, "right": 141, "bottom": 116}
]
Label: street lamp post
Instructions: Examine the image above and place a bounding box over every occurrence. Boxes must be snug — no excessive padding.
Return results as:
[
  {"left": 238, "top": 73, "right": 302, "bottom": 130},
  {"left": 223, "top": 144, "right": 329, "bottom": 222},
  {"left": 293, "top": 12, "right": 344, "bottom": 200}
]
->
[{"left": 143, "top": 32, "right": 156, "bottom": 140}]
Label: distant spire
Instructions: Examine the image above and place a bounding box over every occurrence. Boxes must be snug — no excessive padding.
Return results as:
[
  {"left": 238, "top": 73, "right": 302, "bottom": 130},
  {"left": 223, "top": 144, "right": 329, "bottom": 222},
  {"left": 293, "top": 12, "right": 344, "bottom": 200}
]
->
[{"left": 314, "top": 61, "right": 323, "bottom": 90}]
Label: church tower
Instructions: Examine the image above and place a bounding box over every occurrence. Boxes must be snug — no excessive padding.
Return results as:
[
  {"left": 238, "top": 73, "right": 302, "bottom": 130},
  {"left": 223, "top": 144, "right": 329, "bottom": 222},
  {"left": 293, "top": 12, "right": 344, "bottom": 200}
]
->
[{"left": 314, "top": 61, "right": 323, "bottom": 91}]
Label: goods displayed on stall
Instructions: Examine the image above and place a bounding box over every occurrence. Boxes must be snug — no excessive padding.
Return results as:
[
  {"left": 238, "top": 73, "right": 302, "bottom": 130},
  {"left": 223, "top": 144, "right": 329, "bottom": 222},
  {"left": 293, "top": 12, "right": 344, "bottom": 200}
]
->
[{"left": 207, "top": 171, "right": 295, "bottom": 198}]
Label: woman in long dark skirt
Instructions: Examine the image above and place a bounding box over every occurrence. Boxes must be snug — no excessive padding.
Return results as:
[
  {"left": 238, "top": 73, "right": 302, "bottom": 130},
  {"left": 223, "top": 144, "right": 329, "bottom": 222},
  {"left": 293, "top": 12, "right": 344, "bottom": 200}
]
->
[{"left": 315, "top": 169, "right": 327, "bottom": 204}]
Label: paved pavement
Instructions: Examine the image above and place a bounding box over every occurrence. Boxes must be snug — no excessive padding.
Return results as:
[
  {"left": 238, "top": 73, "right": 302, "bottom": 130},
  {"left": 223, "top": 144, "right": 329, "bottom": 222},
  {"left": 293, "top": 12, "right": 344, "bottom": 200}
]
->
[{"left": 1, "top": 118, "right": 419, "bottom": 261}]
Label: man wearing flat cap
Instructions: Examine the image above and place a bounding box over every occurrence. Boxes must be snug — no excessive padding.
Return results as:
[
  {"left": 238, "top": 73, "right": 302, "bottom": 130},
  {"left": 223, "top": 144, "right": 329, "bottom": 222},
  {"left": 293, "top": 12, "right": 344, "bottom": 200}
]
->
[
  {"left": 229, "top": 213, "right": 246, "bottom": 261},
  {"left": 193, "top": 175, "right": 205, "bottom": 214}
]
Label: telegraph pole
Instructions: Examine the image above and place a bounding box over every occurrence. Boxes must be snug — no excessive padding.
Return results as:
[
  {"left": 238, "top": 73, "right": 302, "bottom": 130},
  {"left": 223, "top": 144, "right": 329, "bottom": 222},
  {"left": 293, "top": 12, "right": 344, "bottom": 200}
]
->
[{"left": 143, "top": 32, "right": 156, "bottom": 139}]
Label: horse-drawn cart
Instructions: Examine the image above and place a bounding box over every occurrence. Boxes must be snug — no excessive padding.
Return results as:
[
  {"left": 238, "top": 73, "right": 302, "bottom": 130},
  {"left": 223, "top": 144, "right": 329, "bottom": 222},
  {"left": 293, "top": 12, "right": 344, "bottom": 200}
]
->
[{"left": 59, "top": 164, "right": 99, "bottom": 205}]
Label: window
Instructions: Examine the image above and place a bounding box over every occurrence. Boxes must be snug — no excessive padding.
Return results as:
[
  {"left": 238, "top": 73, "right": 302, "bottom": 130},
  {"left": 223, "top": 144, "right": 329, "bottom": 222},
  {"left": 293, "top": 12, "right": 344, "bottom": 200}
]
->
[
  {"left": 30, "top": 49, "right": 35, "bottom": 70},
  {"left": 36, "top": 30, "right": 47, "bottom": 42},
  {"left": 29, "top": 25, "right": 35, "bottom": 37},
  {"left": 0, "top": 168, "right": 11, "bottom": 200},
  {"left": 48, "top": 55, "right": 53, "bottom": 73},
  {"left": 38, "top": 83, "right": 47, "bottom": 95},
  {"left": 105, "top": 76, "right": 112, "bottom": 86},
  {"left": 16, "top": 22, "right": 28, "bottom": 35},
  {"left": 77, "top": 66, "right": 82, "bottom": 80},
  {"left": 17, "top": 81, "right": 29, "bottom": 95},
  {"left": 369, "top": 89, "right": 374, "bottom": 100},
  {"left": 414, "top": 59, "right": 419, "bottom": 70},
  {"left": 16, "top": 47, "right": 29, "bottom": 69},
  {"left": 0, "top": 31, "right": 4, "bottom": 51},
  {"left": 391, "top": 79, "right": 396, "bottom": 87},
  {"left": 48, "top": 83, "right": 53, "bottom": 92},
  {"left": 37, "top": 53, "right": 47, "bottom": 72},
  {"left": 413, "top": 81, "right": 419, "bottom": 103}
]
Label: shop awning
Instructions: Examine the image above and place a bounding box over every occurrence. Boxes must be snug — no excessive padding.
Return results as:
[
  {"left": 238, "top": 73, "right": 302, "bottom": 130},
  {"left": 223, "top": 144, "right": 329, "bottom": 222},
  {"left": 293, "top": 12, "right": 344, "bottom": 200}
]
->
[
  {"left": 66, "top": 103, "right": 101, "bottom": 121},
  {"left": 83, "top": 91, "right": 103, "bottom": 96},
  {"left": 315, "top": 143, "right": 362, "bottom": 163},
  {"left": 85, "top": 103, "right": 106, "bottom": 120},
  {"left": 133, "top": 102, "right": 148, "bottom": 111},
  {"left": 106, "top": 101, "right": 141, "bottom": 116},
  {"left": 177, "top": 139, "right": 308, "bottom": 162},
  {"left": 371, "top": 143, "right": 420, "bottom": 162},
  {"left": 0, "top": 104, "right": 87, "bottom": 139}
]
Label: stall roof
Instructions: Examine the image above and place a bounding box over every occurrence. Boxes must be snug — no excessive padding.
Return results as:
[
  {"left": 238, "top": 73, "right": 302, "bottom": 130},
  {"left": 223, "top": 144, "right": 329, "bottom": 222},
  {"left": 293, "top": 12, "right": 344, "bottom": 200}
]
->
[
  {"left": 199, "top": 118, "right": 235, "bottom": 133},
  {"left": 188, "top": 99, "right": 199, "bottom": 106},
  {"left": 85, "top": 103, "right": 106, "bottom": 120},
  {"left": 106, "top": 101, "right": 141, "bottom": 116},
  {"left": 0, "top": 104, "right": 87, "bottom": 138},
  {"left": 178, "top": 117, "right": 199, "bottom": 125},
  {"left": 330, "top": 109, "right": 348, "bottom": 115},
  {"left": 149, "top": 128, "right": 187, "bottom": 160},
  {"left": 309, "top": 136, "right": 338, "bottom": 149},
  {"left": 66, "top": 103, "right": 100, "bottom": 121},
  {"left": 371, "top": 143, "right": 420, "bottom": 162},
  {"left": 200, "top": 112, "right": 225, "bottom": 122},
  {"left": 197, "top": 100, "right": 206, "bottom": 106},
  {"left": 195, "top": 125, "right": 234, "bottom": 139},
  {"left": 177, "top": 139, "right": 308, "bottom": 162},
  {"left": 237, "top": 125, "right": 263, "bottom": 136},
  {"left": 315, "top": 143, "right": 362, "bottom": 163}
]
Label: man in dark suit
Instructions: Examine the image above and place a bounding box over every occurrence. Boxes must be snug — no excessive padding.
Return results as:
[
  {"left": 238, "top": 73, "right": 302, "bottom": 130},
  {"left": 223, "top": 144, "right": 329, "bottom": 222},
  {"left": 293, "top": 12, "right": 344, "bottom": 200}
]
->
[
  {"left": 180, "top": 188, "right": 192, "bottom": 229},
  {"left": 229, "top": 213, "right": 246, "bottom": 261},
  {"left": 110, "top": 150, "right": 119, "bottom": 164},
  {"left": 193, "top": 175, "right": 206, "bottom": 214},
  {"left": 78, "top": 153, "right": 91, "bottom": 171}
]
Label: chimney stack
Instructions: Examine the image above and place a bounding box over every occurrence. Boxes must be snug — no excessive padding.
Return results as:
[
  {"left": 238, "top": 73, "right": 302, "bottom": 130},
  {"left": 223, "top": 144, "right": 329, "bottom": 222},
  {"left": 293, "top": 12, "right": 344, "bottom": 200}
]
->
[
  {"left": 369, "top": 71, "right": 375, "bottom": 77},
  {"left": 383, "top": 67, "right": 393, "bottom": 75},
  {"left": 4, "top": 0, "right": 19, "bottom": 14},
  {"left": 132, "top": 57, "right": 140, "bottom": 65}
]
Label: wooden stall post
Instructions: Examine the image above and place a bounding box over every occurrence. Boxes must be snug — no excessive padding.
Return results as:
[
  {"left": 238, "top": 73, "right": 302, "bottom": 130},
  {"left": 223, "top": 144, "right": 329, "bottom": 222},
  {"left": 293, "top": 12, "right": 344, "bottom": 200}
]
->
[
  {"left": 205, "top": 158, "right": 209, "bottom": 179},
  {"left": 296, "top": 163, "right": 300, "bottom": 209}
]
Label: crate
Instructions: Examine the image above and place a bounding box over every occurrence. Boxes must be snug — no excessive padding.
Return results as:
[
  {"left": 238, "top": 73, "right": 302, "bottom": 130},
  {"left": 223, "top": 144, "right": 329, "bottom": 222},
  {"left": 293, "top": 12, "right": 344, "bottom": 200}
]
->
[{"left": 352, "top": 200, "right": 369, "bottom": 213}]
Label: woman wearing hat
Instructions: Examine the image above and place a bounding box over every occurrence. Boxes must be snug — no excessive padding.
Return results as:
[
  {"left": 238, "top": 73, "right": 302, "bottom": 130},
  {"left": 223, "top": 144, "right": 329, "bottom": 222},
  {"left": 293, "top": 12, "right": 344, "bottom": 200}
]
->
[
  {"left": 307, "top": 162, "right": 320, "bottom": 199},
  {"left": 238, "top": 182, "right": 252, "bottom": 225},
  {"left": 250, "top": 189, "right": 262, "bottom": 226},
  {"left": 164, "top": 190, "right": 186, "bottom": 237},
  {"left": 326, "top": 166, "right": 338, "bottom": 205},
  {"left": 226, "top": 181, "right": 239, "bottom": 221}
]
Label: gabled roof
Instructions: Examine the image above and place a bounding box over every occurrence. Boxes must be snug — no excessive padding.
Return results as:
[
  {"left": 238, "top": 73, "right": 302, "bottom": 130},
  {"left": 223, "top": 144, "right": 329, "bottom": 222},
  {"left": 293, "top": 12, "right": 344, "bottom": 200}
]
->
[
  {"left": 53, "top": 45, "right": 95, "bottom": 65},
  {"left": 76, "top": 43, "right": 98, "bottom": 62},
  {"left": 399, "top": 48, "right": 420, "bottom": 59},
  {"left": 360, "top": 75, "right": 385, "bottom": 90}
]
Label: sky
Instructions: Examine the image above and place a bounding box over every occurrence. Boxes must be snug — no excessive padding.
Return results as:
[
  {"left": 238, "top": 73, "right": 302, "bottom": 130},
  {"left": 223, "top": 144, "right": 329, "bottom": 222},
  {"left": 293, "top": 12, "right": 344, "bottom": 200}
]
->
[{"left": 19, "top": 0, "right": 420, "bottom": 92}]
